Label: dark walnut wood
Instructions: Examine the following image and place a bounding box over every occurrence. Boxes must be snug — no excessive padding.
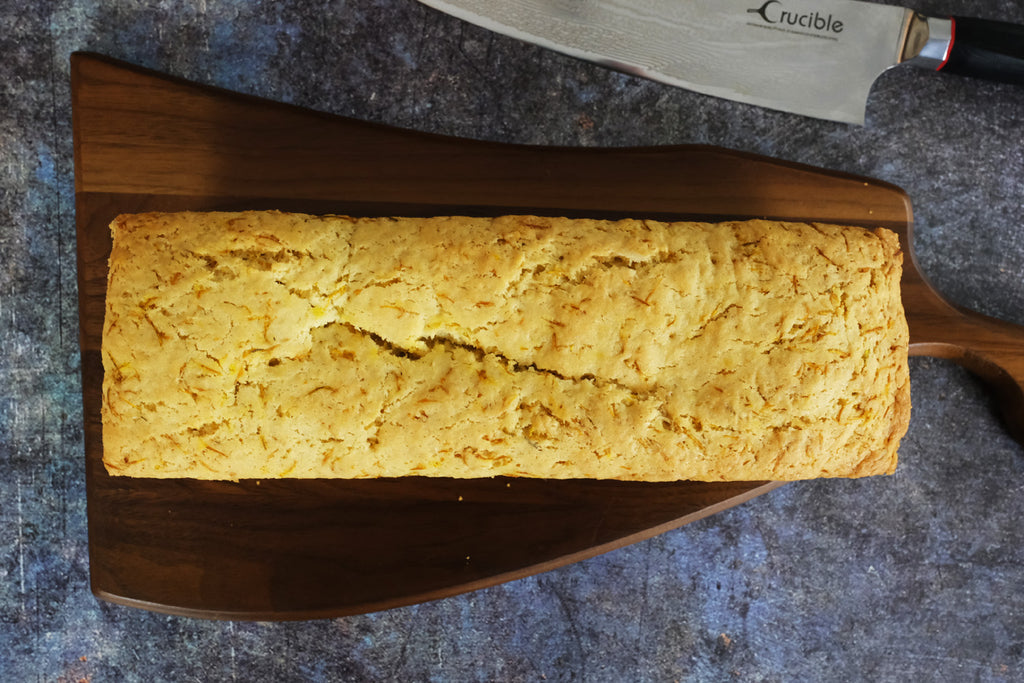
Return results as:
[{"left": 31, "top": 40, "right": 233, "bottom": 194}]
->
[{"left": 72, "top": 52, "right": 1024, "bottom": 620}]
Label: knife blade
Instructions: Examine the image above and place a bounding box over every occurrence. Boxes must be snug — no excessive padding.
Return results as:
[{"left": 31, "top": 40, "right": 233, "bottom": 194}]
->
[{"left": 417, "top": 0, "right": 1024, "bottom": 124}]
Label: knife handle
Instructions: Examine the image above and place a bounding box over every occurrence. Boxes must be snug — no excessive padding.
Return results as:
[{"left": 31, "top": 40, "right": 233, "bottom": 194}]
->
[{"left": 939, "top": 16, "right": 1024, "bottom": 85}]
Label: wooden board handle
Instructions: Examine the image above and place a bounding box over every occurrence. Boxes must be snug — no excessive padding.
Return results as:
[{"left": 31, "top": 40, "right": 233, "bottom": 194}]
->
[{"left": 905, "top": 246, "right": 1024, "bottom": 442}]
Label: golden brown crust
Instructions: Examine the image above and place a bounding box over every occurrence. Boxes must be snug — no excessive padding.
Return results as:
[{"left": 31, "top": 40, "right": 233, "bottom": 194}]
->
[{"left": 101, "top": 211, "right": 910, "bottom": 481}]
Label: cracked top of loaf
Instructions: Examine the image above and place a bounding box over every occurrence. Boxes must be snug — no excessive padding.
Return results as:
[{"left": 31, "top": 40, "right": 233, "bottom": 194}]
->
[{"left": 101, "top": 211, "right": 910, "bottom": 481}]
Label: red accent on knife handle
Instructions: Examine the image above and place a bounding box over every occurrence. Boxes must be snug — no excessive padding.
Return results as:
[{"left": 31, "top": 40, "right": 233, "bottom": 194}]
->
[
  {"left": 937, "top": 17, "right": 955, "bottom": 71},
  {"left": 937, "top": 15, "right": 1024, "bottom": 85}
]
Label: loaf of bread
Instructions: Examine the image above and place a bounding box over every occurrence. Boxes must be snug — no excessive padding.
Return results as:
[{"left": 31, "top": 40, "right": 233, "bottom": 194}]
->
[{"left": 101, "top": 211, "right": 909, "bottom": 481}]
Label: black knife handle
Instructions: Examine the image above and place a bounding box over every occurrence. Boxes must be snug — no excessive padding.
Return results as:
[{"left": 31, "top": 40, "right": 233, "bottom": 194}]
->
[{"left": 939, "top": 16, "right": 1024, "bottom": 85}]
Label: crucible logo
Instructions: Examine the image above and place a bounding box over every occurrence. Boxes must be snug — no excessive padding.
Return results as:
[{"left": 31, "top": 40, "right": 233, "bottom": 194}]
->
[{"left": 747, "top": 0, "right": 844, "bottom": 35}]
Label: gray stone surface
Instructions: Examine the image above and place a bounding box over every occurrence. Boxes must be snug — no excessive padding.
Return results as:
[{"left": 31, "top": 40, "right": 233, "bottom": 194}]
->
[{"left": 2, "top": 0, "right": 1023, "bottom": 680}]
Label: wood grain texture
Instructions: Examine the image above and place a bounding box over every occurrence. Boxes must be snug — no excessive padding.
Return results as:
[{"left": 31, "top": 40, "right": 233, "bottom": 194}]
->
[{"left": 71, "top": 52, "right": 1024, "bottom": 620}]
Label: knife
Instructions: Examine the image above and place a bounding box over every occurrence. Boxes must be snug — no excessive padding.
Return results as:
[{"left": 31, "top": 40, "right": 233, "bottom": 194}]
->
[{"left": 416, "top": 0, "right": 1024, "bottom": 124}]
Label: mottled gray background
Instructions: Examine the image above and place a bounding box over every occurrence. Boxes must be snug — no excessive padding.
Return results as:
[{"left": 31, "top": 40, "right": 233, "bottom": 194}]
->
[{"left": 3, "top": 0, "right": 1024, "bottom": 680}]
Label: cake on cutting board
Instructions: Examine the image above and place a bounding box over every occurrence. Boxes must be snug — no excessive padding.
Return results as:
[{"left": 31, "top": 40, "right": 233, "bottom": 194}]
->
[{"left": 100, "top": 211, "right": 910, "bottom": 481}]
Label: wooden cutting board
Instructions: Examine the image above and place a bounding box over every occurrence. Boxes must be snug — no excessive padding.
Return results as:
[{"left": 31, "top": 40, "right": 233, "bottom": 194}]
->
[{"left": 72, "top": 52, "right": 1024, "bottom": 620}]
